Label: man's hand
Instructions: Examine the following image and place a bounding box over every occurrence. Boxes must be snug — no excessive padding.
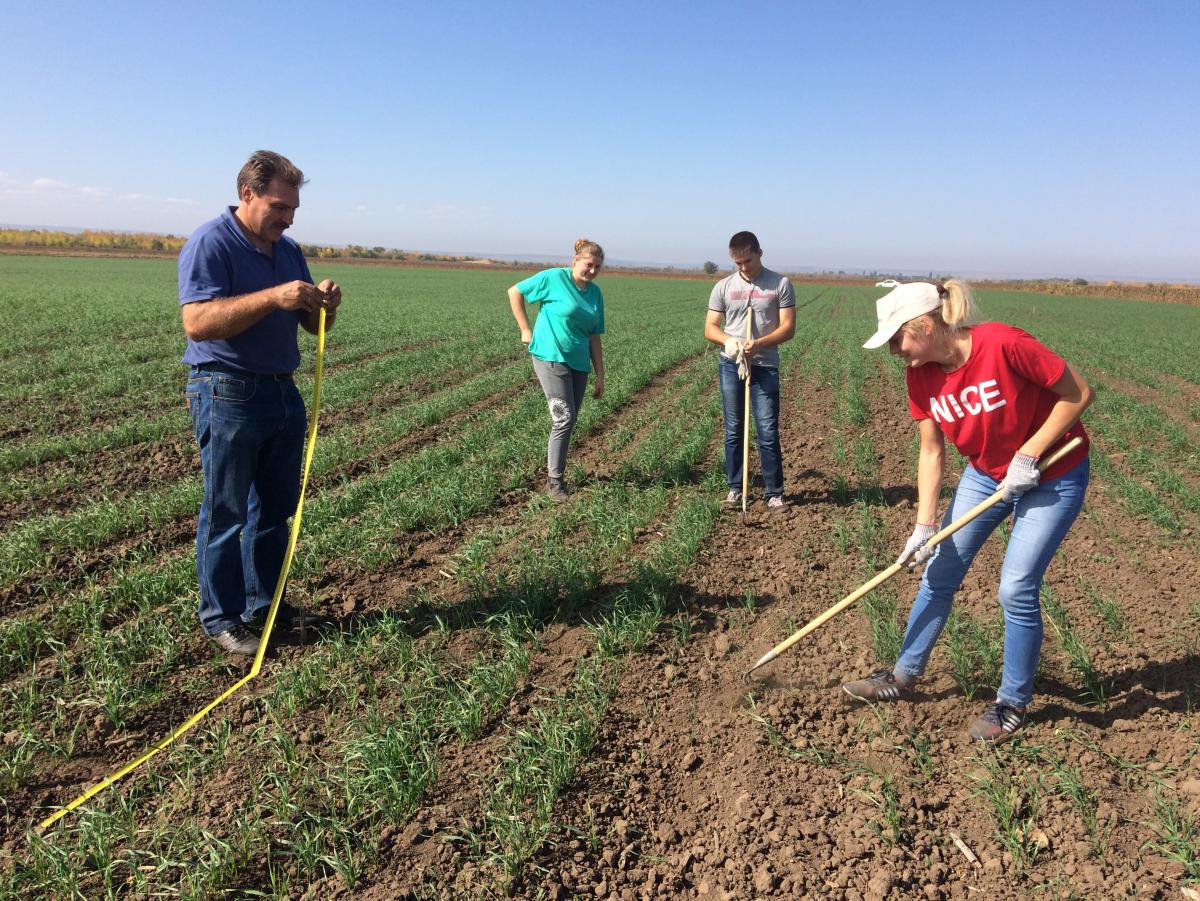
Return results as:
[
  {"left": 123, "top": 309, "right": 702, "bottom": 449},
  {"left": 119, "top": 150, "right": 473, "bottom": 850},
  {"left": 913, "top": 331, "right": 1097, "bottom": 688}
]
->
[
  {"left": 1000, "top": 453, "right": 1040, "bottom": 501},
  {"left": 275, "top": 280, "right": 327, "bottom": 313},
  {"left": 593, "top": 373, "right": 605, "bottom": 399},
  {"left": 722, "top": 337, "right": 749, "bottom": 379},
  {"left": 743, "top": 337, "right": 761, "bottom": 357},
  {"left": 896, "top": 522, "right": 939, "bottom": 569},
  {"left": 520, "top": 328, "right": 533, "bottom": 345},
  {"left": 316, "top": 278, "right": 342, "bottom": 311}
]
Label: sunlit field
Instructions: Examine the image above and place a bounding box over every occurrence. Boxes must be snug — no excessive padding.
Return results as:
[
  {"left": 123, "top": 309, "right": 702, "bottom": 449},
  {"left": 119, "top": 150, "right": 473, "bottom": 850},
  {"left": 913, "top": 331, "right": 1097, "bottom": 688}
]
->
[{"left": 2, "top": 255, "right": 1197, "bottom": 898}]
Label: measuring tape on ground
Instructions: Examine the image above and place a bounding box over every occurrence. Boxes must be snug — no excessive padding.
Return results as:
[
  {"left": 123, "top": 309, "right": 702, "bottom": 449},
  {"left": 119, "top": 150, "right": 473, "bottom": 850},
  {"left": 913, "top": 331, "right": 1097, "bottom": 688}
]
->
[{"left": 39, "top": 308, "right": 328, "bottom": 830}]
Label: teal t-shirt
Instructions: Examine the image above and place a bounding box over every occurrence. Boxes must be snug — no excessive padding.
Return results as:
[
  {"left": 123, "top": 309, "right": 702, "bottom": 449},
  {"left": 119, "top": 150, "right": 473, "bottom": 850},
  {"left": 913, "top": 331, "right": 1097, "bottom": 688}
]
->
[{"left": 517, "top": 267, "right": 605, "bottom": 372}]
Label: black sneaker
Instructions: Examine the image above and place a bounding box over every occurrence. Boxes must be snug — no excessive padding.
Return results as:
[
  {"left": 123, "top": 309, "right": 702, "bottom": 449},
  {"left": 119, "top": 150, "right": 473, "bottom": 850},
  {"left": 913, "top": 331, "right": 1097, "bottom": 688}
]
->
[
  {"left": 212, "top": 625, "right": 259, "bottom": 656},
  {"left": 968, "top": 701, "right": 1027, "bottom": 743},
  {"left": 842, "top": 668, "right": 914, "bottom": 702}
]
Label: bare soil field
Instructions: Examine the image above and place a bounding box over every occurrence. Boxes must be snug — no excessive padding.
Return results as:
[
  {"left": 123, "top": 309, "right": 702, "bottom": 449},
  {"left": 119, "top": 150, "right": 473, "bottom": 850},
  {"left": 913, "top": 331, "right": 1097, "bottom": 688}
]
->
[
  {"left": 3, "top": 268, "right": 1196, "bottom": 900},
  {"left": 317, "top": 350, "right": 1197, "bottom": 900}
]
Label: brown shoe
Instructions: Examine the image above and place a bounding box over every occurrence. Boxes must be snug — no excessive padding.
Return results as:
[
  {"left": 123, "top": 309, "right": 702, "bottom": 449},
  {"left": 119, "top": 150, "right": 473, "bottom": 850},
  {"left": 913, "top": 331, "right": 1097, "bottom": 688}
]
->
[
  {"left": 842, "top": 668, "right": 914, "bottom": 702},
  {"left": 547, "top": 479, "right": 568, "bottom": 502},
  {"left": 968, "top": 701, "right": 1027, "bottom": 744},
  {"left": 212, "top": 625, "right": 260, "bottom": 656}
]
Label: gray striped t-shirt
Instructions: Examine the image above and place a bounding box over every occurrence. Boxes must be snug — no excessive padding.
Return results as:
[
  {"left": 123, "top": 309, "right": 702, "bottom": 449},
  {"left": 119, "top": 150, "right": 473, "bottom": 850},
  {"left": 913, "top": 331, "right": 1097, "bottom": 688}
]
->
[{"left": 708, "top": 267, "right": 796, "bottom": 369}]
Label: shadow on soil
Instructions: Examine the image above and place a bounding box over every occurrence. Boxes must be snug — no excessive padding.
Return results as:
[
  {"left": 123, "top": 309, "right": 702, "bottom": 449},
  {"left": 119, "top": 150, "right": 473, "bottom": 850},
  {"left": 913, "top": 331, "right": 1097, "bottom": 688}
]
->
[{"left": 1037, "top": 652, "right": 1200, "bottom": 725}]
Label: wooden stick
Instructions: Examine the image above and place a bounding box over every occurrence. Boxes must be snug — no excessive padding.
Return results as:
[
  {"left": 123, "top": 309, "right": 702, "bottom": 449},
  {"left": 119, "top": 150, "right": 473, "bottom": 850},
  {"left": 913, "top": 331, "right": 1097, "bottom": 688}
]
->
[
  {"left": 745, "top": 437, "right": 1083, "bottom": 676},
  {"left": 741, "top": 313, "right": 752, "bottom": 518},
  {"left": 949, "top": 830, "right": 981, "bottom": 867}
]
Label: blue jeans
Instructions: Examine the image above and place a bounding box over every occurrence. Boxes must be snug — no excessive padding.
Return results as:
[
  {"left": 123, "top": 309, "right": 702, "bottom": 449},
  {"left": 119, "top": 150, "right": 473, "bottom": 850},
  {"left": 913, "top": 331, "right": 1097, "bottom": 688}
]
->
[
  {"left": 718, "top": 356, "right": 784, "bottom": 499},
  {"left": 186, "top": 366, "right": 306, "bottom": 636},
  {"left": 895, "top": 458, "right": 1090, "bottom": 707}
]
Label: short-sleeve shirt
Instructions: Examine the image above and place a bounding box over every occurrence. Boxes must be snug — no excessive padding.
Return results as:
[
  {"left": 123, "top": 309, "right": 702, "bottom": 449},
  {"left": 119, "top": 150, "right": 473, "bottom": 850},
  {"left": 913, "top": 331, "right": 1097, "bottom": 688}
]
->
[
  {"left": 178, "top": 207, "right": 313, "bottom": 374},
  {"left": 906, "top": 322, "right": 1089, "bottom": 482},
  {"left": 516, "top": 267, "right": 605, "bottom": 373},
  {"left": 708, "top": 267, "right": 796, "bottom": 369}
]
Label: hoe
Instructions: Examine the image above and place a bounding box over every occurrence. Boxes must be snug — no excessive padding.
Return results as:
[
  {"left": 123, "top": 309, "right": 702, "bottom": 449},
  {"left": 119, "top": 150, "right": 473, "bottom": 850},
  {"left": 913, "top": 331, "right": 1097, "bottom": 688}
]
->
[{"left": 745, "top": 436, "right": 1084, "bottom": 679}]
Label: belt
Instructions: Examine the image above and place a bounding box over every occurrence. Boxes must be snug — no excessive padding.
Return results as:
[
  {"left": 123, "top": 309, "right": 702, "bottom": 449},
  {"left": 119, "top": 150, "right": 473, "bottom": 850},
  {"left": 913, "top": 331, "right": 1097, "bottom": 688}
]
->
[{"left": 193, "top": 362, "right": 293, "bottom": 381}]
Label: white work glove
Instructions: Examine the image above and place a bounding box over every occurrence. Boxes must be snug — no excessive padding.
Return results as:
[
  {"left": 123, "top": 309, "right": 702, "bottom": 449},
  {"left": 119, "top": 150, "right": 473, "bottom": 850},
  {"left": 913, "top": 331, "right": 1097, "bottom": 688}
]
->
[
  {"left": 896, "top": 522, "right": 938, "bottom": 569},
  {"left": 722, "top": 337, "right": 749, "bottom": 380},
  {"left": 1000, "top": 453, "right": 1040, "bottom": 501}
]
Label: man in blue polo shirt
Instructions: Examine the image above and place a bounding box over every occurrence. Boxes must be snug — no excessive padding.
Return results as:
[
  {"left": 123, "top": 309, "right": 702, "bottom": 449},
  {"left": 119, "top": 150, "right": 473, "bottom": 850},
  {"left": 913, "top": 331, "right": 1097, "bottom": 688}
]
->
[{"left": 179, "top": 150, "right": 343, "bottom": 655}]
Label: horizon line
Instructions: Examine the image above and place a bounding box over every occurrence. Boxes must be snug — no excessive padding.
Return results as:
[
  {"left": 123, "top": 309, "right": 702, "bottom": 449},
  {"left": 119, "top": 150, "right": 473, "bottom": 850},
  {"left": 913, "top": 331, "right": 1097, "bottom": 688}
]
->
[{"left": 2, "top": 223, "right": 1196, "bottom": 286}]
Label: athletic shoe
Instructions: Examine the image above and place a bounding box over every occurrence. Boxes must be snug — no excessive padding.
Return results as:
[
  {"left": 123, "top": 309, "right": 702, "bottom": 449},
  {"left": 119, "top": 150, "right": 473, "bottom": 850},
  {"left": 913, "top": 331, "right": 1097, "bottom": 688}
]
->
[
  {"left": 547, "top": 480, "right": 568, "bottom": 502},
  {"left": 968, "top": 701, "right": 1027, "bottom": 743},
  {"left": 842, "top": 668, "right": 913, "bottom": 702},
  {"left": 766, "top": 496, "right": 788, "bottom": 513},
  {"left": 212, "top": 625, "right": 260, "bottom": 656},
  {"left": 723, "top": 489, "right": 741, "bottom": 506}
]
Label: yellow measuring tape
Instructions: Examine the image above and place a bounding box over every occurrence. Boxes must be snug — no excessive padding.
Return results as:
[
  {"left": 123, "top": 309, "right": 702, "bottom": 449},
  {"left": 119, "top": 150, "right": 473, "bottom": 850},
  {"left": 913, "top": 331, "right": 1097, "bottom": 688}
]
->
[{"left": 39, "top": 308, "right": 328, "bottom": 830}]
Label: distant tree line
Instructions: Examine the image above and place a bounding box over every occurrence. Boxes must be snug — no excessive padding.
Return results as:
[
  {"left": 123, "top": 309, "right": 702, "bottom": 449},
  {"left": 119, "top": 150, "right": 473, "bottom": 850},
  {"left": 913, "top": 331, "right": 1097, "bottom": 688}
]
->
[
  {"left": 980, "top": 278, "right": 1200, "bottom": 305},
  {"left": 0, "top": 229, "right": 484, "bottom": 265},
  {"left": 298, "top": 244, "right": 479, "bottom": 264},
  {"left": 3, "top": 230, "right": 1192, "bottom": 304},
  {"left": 0, "top": 228, "right": 186, "bottom": 252}
]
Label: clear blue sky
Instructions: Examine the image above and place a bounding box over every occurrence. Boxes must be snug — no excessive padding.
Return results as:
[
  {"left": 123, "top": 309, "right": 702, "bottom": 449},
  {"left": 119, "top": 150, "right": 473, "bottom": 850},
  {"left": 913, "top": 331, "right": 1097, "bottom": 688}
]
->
[{"left": 3, "top": 1, "right": 1197, "bottom": 281}]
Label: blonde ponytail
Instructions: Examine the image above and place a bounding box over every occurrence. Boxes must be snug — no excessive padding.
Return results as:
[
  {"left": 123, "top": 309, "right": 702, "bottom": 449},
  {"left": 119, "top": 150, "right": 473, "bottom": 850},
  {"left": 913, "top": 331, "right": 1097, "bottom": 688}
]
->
[
  {"left": 937, "top": 278, "right": 980, "bottom": 331},
  {"left": 574, "top": 237, "right": 604, "bottom": 263}
]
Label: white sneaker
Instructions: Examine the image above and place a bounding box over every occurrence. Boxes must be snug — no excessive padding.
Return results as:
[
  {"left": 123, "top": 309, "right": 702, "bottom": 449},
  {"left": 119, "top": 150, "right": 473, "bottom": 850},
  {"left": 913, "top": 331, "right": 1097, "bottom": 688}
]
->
[
  {"left": 766, "top": 496, "right": 787, "bottom": 513},
  {"left": 723, "top": 489, "right": 741, "bottom": 505}
]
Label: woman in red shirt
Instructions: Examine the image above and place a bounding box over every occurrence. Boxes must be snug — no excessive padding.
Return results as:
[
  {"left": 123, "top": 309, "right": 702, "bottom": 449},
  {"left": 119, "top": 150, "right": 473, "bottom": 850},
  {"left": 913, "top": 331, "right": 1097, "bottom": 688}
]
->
[{"left": 842, "top": 280, "right": 1093, "bottom": 743}]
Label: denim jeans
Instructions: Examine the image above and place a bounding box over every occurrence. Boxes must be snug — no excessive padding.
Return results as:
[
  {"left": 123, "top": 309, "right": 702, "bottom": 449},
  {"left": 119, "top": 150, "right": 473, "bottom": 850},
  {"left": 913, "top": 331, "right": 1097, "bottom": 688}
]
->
[
  {"left": 531, "top": 357, "right": 589, "bottom": 483},
  {"left": 718, "top": 356, "right": 784, "bottom": 499},
  {"left": 894, "top": 458, "right": 1090, "bottom": 707},
  {"left": 186, "top": 366, "right": 306, "bottom": 636}
]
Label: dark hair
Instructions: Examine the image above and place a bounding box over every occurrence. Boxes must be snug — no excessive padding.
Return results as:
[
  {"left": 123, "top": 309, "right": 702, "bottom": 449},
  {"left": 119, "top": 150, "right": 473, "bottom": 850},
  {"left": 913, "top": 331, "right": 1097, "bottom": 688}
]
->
[
  {"left": 237, "top": 150, "right": 306, "bottom": 197},
  {"left": 728, "top": 231, "right": 760, "bottom": 254}
]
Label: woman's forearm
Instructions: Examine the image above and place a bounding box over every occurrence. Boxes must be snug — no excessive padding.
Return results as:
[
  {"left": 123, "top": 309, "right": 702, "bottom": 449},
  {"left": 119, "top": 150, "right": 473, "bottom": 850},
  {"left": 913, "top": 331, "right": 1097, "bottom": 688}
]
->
[
  {"left": 507, "top": 286, "right": 533, "bottom": 339},
  {"left": 915, "top": 421, "right": 945, "bottom": 524}
]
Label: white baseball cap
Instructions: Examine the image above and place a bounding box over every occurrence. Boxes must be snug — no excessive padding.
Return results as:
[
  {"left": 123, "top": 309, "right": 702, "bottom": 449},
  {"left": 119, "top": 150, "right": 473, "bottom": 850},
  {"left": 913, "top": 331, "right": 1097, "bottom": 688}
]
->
[{"left": 862, "top": 282, "right": 943, "bottom": 349}]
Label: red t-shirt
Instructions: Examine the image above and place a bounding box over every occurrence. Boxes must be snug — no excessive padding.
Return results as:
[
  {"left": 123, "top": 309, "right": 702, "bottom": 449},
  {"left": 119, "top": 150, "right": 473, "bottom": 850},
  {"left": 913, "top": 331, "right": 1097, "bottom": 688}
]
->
[{"left": 906, "top": 322, "right": 1089, "bottom": 482}]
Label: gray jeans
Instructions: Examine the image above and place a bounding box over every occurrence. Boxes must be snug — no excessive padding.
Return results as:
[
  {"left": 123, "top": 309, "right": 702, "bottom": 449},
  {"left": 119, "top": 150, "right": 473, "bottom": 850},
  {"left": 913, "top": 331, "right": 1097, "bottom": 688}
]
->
[{"left": 531, "top": 357, "right": 589, "bottom": 483}]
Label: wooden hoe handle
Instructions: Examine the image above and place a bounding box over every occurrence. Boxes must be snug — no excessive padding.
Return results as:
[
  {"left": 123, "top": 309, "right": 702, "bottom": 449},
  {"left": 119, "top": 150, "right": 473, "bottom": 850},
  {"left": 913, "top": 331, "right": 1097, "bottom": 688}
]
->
[
  {"left": 745, "top": 436, "right": 1084, "bottom": 676},
  {"left": 741, "top": 314, "right": 752, "bottom": 515}
]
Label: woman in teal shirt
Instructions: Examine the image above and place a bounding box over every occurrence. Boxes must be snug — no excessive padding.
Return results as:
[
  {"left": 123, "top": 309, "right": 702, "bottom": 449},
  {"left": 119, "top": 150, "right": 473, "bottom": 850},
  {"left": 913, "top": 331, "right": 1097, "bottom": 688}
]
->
[{"left": 507, "top": 238, "right": 606, "bottom": 501}]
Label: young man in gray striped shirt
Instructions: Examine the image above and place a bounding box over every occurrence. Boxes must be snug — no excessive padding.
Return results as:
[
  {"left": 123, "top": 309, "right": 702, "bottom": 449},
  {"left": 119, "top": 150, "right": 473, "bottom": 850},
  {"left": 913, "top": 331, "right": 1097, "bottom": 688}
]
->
[{"left": 704, "top": 231, "right": 796, "bottom": 512}]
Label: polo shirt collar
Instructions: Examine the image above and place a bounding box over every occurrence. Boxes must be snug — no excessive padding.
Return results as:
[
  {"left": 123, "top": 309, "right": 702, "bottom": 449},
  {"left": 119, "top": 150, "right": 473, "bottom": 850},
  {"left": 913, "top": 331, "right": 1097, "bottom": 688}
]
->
[{"left": 220, "top": 206, "right": 272, "bottom": 255}]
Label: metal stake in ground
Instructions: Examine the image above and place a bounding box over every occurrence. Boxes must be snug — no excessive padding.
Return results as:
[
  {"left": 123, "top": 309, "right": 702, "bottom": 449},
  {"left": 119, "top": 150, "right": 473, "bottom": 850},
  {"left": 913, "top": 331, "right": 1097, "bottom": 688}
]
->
[
  {"left": 740, "top": 311, "right": 752, "bottom": 521},
  {"left": 744, "top": 436, "right": 1084, "bottom": 678}
]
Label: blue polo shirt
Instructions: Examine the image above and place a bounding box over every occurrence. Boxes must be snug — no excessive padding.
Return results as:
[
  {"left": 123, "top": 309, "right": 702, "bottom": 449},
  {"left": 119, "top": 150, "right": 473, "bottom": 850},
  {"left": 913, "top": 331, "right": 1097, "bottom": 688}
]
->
[{"left": 179, "top": 207, "right": 313, "bottom": 374}]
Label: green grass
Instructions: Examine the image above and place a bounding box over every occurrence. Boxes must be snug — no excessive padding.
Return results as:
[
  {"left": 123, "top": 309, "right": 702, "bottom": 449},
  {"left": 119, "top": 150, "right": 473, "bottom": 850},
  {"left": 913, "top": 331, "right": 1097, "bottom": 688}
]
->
[
  {"left": 1042, "top": 586, "right": 1109, "bottom": 708},
  {"left": 968, "top": 749, "right": 1049, "bottom": 870},
  {"left": 943, "top": 609, "right": 1004, "bottom": 701},
  {"left": 5, "top": 259, "right": 1199, "bottom": 895}
]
